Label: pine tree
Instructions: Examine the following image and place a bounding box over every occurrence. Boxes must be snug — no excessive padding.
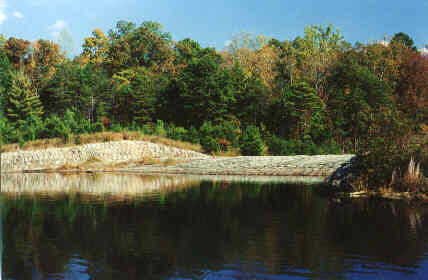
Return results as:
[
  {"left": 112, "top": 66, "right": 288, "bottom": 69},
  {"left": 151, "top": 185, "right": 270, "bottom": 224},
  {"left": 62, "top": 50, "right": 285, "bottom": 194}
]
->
[
  {"left": 7, "top": 71, "right": 44, "bottom": 123},
  {"left": 0, "top": 48, "right": 12, "bottom": 119}
]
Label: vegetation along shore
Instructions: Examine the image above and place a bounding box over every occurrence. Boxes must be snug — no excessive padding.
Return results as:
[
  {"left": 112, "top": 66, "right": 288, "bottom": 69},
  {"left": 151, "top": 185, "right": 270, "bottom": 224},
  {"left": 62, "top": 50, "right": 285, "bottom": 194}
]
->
[{"left": 1, "top": 22, "right": 428, "bottom": 199}]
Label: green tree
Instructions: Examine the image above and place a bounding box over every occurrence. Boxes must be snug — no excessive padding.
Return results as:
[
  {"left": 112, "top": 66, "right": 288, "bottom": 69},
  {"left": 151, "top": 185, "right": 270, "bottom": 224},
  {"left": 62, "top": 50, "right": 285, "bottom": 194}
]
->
[
  {"left": 164, "top": 45, "right": 235, "bottom": 127},
  {"left": 0, "top": 48, "right": 13, "bottom": 117},
  {"left": 40, "top": 63, "right": 112, "bottom": 122},
  {"left": 105, "top": 20, "right": 173, "bottom": 75},
  {"left": 112, "top": 67, "right": 167, "bottom": 124},
  {"left": 230, "top": 63, "right": 268, "bottom": 126},
  {"left": 268, "top": 82, "right": 324, "bottom": 140},
  {"left": 7, "top": 71, "right": 44, "bottom": 123},
  {"left": 390, "top": 32, "right": 417, "bottom": 51},
  {"left": 239, "top": 125, "right": 264, "bottom": 156},
  {"left": 326, "top": 56, "right": 393, "bottom": 151}
]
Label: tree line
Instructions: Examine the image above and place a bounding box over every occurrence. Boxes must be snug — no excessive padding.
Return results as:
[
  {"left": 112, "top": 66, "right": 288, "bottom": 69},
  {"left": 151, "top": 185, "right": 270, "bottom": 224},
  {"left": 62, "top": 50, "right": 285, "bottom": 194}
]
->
[{"left": 1, "top": 21, "right": 428, "bottom": 182}]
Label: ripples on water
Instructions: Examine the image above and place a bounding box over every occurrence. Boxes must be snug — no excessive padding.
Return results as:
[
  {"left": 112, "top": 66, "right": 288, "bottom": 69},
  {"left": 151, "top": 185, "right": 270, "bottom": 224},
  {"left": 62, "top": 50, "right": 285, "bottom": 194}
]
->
[{"left": 1, "top": 173, "right": 428, "bottom": 279}]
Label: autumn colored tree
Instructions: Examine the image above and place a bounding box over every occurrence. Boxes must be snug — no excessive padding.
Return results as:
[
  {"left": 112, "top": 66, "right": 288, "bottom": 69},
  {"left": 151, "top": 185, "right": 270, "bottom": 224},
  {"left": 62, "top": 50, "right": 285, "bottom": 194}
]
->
[
  {"left": 293, "top": 25, "right": 349, "bottom": 100},
  {"left": 348, "top": 42, "right": 410, "bottom": 90},
  {"left": 4, "top": 37, "right": 31, "bottom": 69},
  {"left": 394, "top": 52, "right": 428, "bottom": 124},
  {"left": 24, "top": 40, "right": 64, "bottom": 91},
  {"left": 82, "top": 29, "right": 109, "bottom": 68},
  {"left": 222, "top": 31, "right": 278, "bottom": 92}
]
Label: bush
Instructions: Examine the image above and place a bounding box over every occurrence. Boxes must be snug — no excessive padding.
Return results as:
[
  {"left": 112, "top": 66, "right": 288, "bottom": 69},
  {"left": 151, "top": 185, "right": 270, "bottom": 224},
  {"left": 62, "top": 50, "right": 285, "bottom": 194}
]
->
[
  {"left": 199, "top": 121, "right": 240, "bottom": 153},
  {"left": 201, "top": 136, "right": 220, "bottom": 154},
  {"left": 91, "top": 122, "right": 105, "bottom": 133},
  {"left": 183, "top": 126, "right": 200, "bottom": 144},
  {"left": 239, "top": 125, "right": 264, "bottom": 156},
  {"left": 153, "top": 120, "right": 166, "bottom": 137},
  {"left": 268, "top": 135, "right": 343, "bottom": 156},
  {"left": 140, "top": 123, "right": 154, "bottom": 135},
  {"left": 166, "top": 124, "right": 188, "bottom": 141},
  {"left": 0, "top": 118, "right": 17, "bottom": 144},
  {"left": 110, "top": 123, "right": 122, "bottom": 133},
  {"left": 199, "top": 122, "right": 219, "bottom": 153}
]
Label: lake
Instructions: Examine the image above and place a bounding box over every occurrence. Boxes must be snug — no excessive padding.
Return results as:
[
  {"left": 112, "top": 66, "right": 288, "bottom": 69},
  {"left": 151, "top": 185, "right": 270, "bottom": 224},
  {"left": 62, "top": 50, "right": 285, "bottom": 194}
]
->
[{"left": 1, "top": 173, "right": 428, "bottom": 279}]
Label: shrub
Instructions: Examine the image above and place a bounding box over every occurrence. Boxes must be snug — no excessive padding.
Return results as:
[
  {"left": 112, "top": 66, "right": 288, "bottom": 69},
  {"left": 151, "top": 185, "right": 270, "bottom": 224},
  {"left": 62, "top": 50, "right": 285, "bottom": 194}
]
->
[
  {"left": 140, "top": 123, "right": 153, "bottom": 135},
  {"left": 91, "top": 122, "right": 105, "bottom": 133},
  {"left": 239, "top": 125, "right": 264, "bottom": 156},
  {"left": 0, "top": 118, "right": 17, "bottom": 144},
  {"left": 199, "top": 121, "right": 219, "bottom": 153},
  {"left": 201, "top": 136, "right": 220, "bottom": 154},
  {"left": 268, "top": 135, "right": 343, "bottom": 156},
  {"left": 183, "top": 126, "right": 200, "bottom": 144},
  {"left": 166, "top": 124, "right": 188, "bottom": 141},
  {"left": 199, "top": 121, "right": 240, "bottom": 152},
  {"left": 110, "top": 123, "right": 122, "bottom": 133},
  {"left": 153, "top": 120, "right": 166, "bottom": 137},
  {"left": 268, "top": 136, "right": 289, "bottom": 156},
  {"left": 217, "top": 138, "right": 231, "bottom": 151}
]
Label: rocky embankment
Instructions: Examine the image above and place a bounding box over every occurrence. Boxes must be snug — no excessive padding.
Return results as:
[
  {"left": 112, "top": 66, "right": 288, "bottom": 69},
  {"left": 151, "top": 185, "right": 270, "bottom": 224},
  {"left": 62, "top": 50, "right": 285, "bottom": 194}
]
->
[
  {"left": 124, "top": 155, "right": 355, "bottom": 177},
  {"left": 1, "top": 140, "right": 210, "bottom": 172},
  {"left": 1, "top": 140, "right": 355, "bottom": 179}
]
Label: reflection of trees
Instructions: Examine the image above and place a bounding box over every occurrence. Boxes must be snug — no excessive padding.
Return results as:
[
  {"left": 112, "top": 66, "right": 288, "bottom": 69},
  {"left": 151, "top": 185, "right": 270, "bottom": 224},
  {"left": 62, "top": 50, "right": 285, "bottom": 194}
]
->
[
  {"left": 0, "top": 195, "right": 2, "bottom": 279},
  {"left": 324, "top": 199, "right": 428, "bottom": 268},
  {"left": 3, "top": 181, "right": 428, "bottom": 279}
]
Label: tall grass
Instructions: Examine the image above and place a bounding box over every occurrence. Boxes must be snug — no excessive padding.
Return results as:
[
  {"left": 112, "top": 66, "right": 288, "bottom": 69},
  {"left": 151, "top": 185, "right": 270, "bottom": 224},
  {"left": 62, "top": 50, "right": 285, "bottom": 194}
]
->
[{"left": 389, "top": 157, "right": 427, "bottom": 193}]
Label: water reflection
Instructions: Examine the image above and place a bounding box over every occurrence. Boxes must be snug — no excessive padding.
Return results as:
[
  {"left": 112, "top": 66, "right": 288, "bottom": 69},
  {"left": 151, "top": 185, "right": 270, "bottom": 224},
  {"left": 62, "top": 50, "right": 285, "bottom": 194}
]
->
[
  {"left": 1, "top": 194, "right": 2, "bottom": 280},
  {"left": 1, "top": 173, "right": 323, "bottom": 202},
  {"left": 2, "top": 174, "right": 428, "bottom": 279}
]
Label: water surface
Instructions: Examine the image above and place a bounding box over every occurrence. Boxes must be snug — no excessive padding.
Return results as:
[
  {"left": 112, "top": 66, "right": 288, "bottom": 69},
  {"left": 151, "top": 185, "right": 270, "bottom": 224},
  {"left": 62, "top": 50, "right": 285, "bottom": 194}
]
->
[{"left": 2, "top": 173, "right": 428, "bottom": 279}]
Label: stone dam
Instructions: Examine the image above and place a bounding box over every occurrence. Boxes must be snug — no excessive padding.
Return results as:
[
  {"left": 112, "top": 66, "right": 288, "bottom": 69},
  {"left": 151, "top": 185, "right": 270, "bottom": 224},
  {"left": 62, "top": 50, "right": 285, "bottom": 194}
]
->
[{"left": 1, "top": 140, "right": 355, "bottom": 177}]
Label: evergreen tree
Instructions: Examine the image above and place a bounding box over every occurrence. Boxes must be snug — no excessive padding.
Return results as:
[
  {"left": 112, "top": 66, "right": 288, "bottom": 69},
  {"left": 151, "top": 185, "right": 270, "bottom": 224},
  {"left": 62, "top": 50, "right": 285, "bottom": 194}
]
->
[
  {"left": 171, "top": 51, "right": 235, "bottom": 127},
  {"left": 7, "top": 71, "right": 44, "bottom": 123},
  {"left": 0, "top": 48, "right": 13, "bottom": 119}
]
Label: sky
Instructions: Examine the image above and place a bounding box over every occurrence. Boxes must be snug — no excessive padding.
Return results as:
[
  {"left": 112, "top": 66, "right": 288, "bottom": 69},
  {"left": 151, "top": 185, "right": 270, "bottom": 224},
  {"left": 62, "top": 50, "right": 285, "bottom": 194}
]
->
[{"left": 1, "top": 0, "right": 428, "bottom": 57}]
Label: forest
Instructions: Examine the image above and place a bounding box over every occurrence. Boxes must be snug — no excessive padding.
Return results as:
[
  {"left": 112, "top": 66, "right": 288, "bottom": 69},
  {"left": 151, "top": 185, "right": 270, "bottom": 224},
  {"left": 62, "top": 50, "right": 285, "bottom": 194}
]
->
[{"left": 1, "top": 21, "right": 428, "bottom": 191}]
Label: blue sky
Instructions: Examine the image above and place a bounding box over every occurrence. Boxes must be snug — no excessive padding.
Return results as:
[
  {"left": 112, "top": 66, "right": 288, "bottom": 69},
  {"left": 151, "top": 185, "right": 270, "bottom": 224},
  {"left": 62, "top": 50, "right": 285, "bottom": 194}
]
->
[{"left": 1, "top": 0, "right": 428, "bottom": 56}]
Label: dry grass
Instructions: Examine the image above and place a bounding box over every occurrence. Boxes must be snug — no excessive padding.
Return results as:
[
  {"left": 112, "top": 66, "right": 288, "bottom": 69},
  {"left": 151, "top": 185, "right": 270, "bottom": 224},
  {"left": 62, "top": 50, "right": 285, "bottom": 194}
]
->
[
  {"left": 213, "top": 148, "right": 240, "bottom": 157},
  {"left": 390, "top": 157, "right": 427, "bottom": 193},
  {"left": 2, "top": 131, "right": 203, "bottom": 153},
  {"left": 56, "top": 156, "right": 104, "bottom": 170},
  {"left": 404, "top": 157, "right": 422, "bottom": 185},
  {"left": 54, "top": 156, "right": 184, "bottom": 171},
  {"left": 132, "top": 157, "right": 183, "bottom": 166}
]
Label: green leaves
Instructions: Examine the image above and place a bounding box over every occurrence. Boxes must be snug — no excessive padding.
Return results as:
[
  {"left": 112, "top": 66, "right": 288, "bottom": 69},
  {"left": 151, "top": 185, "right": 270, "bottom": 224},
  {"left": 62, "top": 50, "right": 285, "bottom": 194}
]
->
[
  {"left": 6, "top": 71, "right": 43, "bottom": 123},
  {"left": 171, "top": 50, "right": 235, "bottom": 127},
  {"left": 239, "top": 125, "right": 264, "bottom": 156}
]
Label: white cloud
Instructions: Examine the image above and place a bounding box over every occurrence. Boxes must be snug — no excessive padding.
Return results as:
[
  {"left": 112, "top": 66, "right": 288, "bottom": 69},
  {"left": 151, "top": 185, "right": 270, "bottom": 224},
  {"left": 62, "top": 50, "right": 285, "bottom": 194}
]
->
[
  {"left": 224, "top": 40, "right": 232, "bottom": 47},
  {"left": 0, "top": 0, "right": 7, "bottom": 24},
  {"left": 12, "top": 11, "right": 23, "bottom": 18},
  {"left": 48, "top": 19, "right": 68, "bottom": 38},
  {"left": 49, "top": 19, "right": 67, "bottom": 30}
]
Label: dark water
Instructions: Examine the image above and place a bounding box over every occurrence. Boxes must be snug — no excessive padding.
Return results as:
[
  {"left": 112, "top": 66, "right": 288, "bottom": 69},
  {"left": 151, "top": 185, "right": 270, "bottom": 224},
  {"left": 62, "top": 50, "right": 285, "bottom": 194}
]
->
[{"left": 2, "top": 174, "right": 428, "bottom": 279}]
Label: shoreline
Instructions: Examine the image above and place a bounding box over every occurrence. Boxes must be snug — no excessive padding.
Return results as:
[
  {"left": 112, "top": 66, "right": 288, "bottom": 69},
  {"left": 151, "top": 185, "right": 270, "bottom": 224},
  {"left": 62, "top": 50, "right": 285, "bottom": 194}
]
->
[
  {"left": 4, "top": 140, "right": 425, "bottom": 202},
  {"left": 1, "top": 140, "right": 354, "bottom": 177}
]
